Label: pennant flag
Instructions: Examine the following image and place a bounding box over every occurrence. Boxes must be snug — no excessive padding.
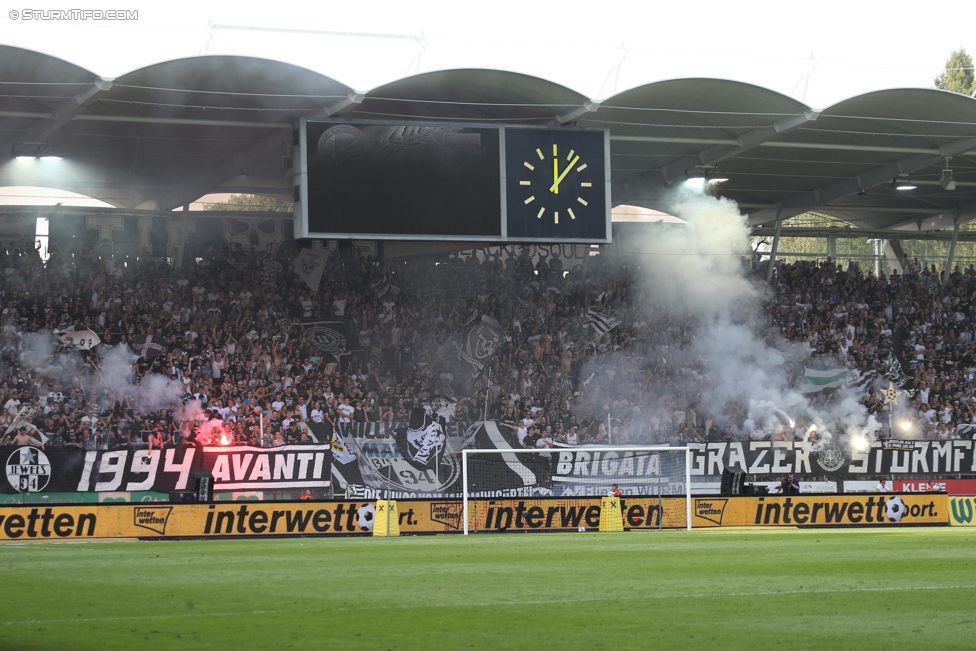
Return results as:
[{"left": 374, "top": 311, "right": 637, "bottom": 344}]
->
[
  {"left": 437, "top": 315, "right": 504, "bottom": 396},
  {"left": 331, "top": 429, "right": 357, "bottom": 465},
  {"left": 293, "top": 248, "right": 329, "bottom": 293},
  {"left": 55, "top": 328, "right": 101, "bottom": 350},
  {"left": 131, "top": 334, "right": 165, "bottom": 360},
  {"left": 802, "top": 367, "right": 848, "bottom": 393},
  {"left": 586, "top": 310, "right": 622, "bottom": 336},
  {"left": 5, "top": 406, "right": 37, "bottom": 435}
]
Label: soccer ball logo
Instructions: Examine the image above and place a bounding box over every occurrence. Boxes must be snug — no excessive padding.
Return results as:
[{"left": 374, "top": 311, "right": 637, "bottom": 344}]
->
[
  {"left": 356, "top": 503, "right": 376, "bottom": 531},
  {"left": 885, "top": 496, "right": 908, "bottom": 522}
]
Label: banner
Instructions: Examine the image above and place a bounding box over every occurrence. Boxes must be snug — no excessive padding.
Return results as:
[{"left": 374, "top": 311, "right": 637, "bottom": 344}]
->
[
  {"left": 466, "top": 497, "right": 687, "bottom": 533},
  {"left": 688, "top": 440, "right": 976, "bottom": 477},
  {"left": 948, "top": 497, "right": 976, "bottom": 526},
  {"left": 894, "top": 479, "right": 976, "bottom": 495},
  {"left": 1, "top": 445, "right": 331, "bottom": 494},
  {"left": 0, "top": 497, "right": 688, "bottom": 540},
  {"left": 690, "top": 494, "right": 947, "bottom": 527},
  {"left": 0, "top": 494, "right": 949, "bottom": 540},
  {"left": 8, "top": 436, "right": 976, "bottom": 499},
  {"left": 550, "top": 449, "right": 686, "bottom": 497}
]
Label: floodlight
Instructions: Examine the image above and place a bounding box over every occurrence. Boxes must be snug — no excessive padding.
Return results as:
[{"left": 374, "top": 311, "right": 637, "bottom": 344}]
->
[
  {"left": 893, "top": 176, "right": 916, "bottom": 191},
  {"left": 940, "top": 167, "right": 956, "bottom": 191}
]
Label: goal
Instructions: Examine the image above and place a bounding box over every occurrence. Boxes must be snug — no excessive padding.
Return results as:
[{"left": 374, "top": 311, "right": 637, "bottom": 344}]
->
[{"left": 461, "top": 446, "right": 692, "bottom": 534}]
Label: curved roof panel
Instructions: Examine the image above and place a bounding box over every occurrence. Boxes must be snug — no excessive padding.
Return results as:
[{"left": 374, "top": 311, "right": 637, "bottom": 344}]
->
[
  {"left": 100, "top": 56, "right": 354, "bottom": 119},
  {"left": 348, "top": 69, "right": 588, "bottom": 123}
]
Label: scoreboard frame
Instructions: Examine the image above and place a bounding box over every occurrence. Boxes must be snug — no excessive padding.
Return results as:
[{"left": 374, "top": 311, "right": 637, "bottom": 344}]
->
[{"left": 293, "top": 118, "right": 611, "bottom": 244}]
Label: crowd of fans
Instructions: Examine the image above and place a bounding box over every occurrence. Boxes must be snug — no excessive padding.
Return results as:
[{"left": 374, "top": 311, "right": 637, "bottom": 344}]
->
[{"left": 0, "top": 232, "right": 973, "bottom": 453}]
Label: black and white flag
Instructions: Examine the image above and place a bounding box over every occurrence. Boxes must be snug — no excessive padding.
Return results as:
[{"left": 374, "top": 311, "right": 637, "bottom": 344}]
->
[
  {"left": 586, "top": 310, "right": 621, "bottom": 336},
  {"left": 370, "top": 274, "right": 400, "bottom": 299},
  {"left": 55, "top": 328, "right": 101, "bottom": 351},
  {"left": 294, "top": 248, "right": 329, "bottom": 293},
  {"left": 131, "top": 334, "right": 165, "bottom": 360},
  {"left": 437, "top": 315, "right": 504, "bottom": 396}
]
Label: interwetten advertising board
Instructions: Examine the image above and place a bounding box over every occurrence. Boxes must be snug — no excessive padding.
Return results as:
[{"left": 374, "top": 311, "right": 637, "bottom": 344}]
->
[{"left": 691, "top": 494, "right": 947, "bottom": 527}]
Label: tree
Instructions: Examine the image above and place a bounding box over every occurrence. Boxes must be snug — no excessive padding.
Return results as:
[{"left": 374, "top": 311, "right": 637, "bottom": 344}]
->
[
  {"left": 203, "top": 193, "right": 292, "bottom": 212},
  {"left": 934, "top": 48, "right": 975, "bottom": 96}
]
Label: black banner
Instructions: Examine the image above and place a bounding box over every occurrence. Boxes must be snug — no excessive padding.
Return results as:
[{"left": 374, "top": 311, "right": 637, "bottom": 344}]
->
[
  {"left": 1, "top": 445, "right": 332, "bottom": 495},
  {"left": 6, "top": 435, "right": 976, "bottom": 497},
  {"left": 688, "top": 440, "right": 976, "bottom": 477}
]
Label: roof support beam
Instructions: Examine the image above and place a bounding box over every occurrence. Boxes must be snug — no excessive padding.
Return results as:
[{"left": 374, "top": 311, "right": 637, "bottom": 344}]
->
[
  {"left": 3, "top": 77, "right": 113, "bottom": 155},
  {"left": 658, "top": 110, "right": 820, "bottom": 183},
  {"left": 557, "top": 101, "right": 601, "bottom": 125},
  {"left": 309, "top": 92, "right": 365, "bottom": 119},
  {"left": 609, "top": 134, "right": 974, "bottom": 157},
  {"left": 747, "top": 135, "right": 976, "bottom": 226}
]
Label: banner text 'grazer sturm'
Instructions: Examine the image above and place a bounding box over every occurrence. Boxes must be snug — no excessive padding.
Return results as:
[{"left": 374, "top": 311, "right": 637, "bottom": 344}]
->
[
  {"left": 687, "top": 440, "right": 976, "bottom": 477},
  {"left": 1, "top": 445, "right": 332, "bottom": 494}
]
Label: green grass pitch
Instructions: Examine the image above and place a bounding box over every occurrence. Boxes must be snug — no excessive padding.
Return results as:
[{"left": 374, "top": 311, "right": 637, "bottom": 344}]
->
[{"left": 2, "top": 528, "right": 975, "bottom": 650}]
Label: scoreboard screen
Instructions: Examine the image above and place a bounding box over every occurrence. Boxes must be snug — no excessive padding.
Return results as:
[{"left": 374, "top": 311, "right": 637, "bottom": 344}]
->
[{"left": 294, "top": 119, "right": 609, "bottom": 243}]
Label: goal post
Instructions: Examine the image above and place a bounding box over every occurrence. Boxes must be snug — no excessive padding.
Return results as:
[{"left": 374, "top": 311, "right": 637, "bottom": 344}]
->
[{"left": 461, "top": 446, "right": 692, "bottom": 534}]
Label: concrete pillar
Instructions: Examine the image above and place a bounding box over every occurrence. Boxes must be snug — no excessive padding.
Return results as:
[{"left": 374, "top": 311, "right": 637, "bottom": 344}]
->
[{"left": 765, "top": 218, "right": 782, "bottom": 284}]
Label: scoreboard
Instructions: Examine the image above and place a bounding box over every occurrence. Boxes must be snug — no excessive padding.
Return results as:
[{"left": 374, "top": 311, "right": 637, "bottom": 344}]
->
[{"left": 293, "top": 119, "right": 610, "bottom": 243}]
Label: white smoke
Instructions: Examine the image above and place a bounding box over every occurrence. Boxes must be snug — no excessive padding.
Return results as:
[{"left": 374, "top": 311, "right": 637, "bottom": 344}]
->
[
  {"left": 579, "top": 183, "right": 872, "bottom": 444},
  {"left": 95, "top": 345, "right": 186, "bottom": 414}
]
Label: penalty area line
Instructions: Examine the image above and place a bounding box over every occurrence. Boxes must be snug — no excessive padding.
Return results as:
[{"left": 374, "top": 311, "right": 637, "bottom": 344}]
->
[{"left": 4, "top": 584, "right": 976, "bottom": 626}]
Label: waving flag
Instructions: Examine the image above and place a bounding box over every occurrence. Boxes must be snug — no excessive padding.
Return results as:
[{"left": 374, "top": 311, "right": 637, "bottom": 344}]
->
[{"left": 586, "top": 310, "right": 621, "bottom": 336}]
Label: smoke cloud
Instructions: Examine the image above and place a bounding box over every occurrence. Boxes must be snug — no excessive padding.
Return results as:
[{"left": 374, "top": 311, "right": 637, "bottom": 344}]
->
[{"left": 579, "top": 182, "right": 872, "bottom": 447}]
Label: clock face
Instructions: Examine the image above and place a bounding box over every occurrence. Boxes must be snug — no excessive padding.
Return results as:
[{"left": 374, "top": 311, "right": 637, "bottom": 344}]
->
[{"left": 505, "top": 128, "right": 608, "bottom": 241}]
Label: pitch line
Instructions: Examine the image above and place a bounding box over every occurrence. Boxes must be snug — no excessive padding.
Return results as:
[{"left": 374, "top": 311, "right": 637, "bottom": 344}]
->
[{"left": 4, "top": 584, "right": 976, "bottom": 626}]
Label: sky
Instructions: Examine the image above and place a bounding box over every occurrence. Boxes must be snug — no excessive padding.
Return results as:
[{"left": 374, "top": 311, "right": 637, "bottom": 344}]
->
[{"left": 2, "top": 0, "right": 974, "bottom": 109}]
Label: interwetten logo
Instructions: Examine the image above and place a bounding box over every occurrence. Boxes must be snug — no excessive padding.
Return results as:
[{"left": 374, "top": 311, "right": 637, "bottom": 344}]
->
[
  {"left": 133, "top": 507, "right": 172, "bottom": 535},
  {"left": 694, "top": 498, "right": 728, "bottom": 525}
]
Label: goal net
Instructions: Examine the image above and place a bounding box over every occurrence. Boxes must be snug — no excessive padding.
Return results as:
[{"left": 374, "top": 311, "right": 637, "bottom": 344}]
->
[{"left": 461, "top": 447, "right": 692, "bottom": 534}]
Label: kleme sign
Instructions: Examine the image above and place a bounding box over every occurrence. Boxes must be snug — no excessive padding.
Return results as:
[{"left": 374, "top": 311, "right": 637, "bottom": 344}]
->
[
  {"left": 948, "top": 497, "right": 976, "bottom": 526},
  {"left": 691, "top": 495, "right": 947, "bottom": 527}
]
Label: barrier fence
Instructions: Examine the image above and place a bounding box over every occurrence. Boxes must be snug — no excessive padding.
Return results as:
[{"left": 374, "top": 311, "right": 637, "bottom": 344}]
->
[{"left": 0, "top": 493, "right": 962, "bottom": 540}]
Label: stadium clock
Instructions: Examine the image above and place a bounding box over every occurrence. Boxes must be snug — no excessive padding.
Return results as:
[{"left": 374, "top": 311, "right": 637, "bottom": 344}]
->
[{"left": 504, "top": 127, "right": 609, "bottom": 242}]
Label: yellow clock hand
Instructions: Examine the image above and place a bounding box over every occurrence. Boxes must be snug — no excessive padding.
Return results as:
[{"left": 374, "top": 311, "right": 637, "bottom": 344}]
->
[
  {"left": 553, "top": 154, "right": 560, "bottom": 195},
  {"left": 550, "top": 155, "right": 579, "bottom": 193}
]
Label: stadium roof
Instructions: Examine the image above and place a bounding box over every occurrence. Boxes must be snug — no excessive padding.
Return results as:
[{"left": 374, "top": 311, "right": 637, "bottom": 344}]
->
[{"left": 2, "top": 45, "right": 975, "bottom": 233}]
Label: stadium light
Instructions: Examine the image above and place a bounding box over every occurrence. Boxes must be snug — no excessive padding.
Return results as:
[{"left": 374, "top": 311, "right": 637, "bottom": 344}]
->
[
  {"left": 893, "top": 176, "right": 916, "bottom": 191},
  {"left": 940, "top": 160, "right": 956, "bottom": 191}
]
